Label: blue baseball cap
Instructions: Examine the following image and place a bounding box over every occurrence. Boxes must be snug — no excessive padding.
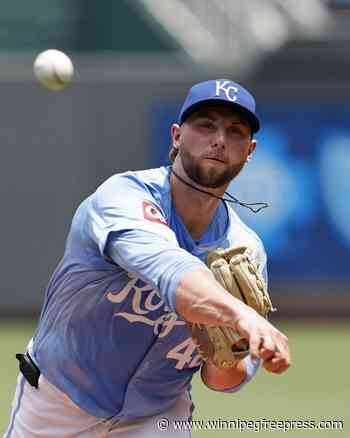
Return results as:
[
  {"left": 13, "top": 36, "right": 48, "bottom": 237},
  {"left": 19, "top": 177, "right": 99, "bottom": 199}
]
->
[{"left": 178, "top": 79, "right": 260, "bottom": 133}]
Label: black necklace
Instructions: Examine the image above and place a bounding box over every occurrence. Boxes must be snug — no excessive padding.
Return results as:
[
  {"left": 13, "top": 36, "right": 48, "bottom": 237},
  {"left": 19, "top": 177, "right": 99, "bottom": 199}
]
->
[{"left": 170, "top": 167, "right": 268, "bottom": 214}]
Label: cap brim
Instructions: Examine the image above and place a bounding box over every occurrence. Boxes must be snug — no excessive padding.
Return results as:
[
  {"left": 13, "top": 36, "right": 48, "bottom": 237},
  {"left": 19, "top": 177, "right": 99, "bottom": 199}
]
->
[{"left": 180, "top": 99, "right": 260, "bottom": 133}]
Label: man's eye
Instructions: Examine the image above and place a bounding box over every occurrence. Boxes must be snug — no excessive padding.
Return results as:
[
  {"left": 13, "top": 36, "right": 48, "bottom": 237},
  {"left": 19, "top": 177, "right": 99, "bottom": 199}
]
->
[
  {"left": 199, "top": 121, "right": 214, "bottom": 129},
  {"left": 229, "top": 127, "right": 245, "bottom": 137},
  {"left": 229, "top": 126, "right": 240, "bottom": 133}
]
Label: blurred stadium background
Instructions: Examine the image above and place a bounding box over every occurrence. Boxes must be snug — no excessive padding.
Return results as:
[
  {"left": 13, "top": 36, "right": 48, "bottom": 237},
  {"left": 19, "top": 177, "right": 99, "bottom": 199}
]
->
[{"left": 1, "top": 0, "right": 349, "bottom": 436}]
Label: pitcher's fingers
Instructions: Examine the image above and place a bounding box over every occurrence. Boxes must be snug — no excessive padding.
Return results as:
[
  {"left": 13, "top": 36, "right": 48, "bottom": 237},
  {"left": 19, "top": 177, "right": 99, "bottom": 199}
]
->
[
  {"left": 263, "top": 353, "right": 289, "bottom": 372},
  {"left": 259, "top": 347, "right": 275, "bottom": 360},
  {"left": 274, "top": 342, "right": 291, "bottom": 364},
  {"left": 265, "top": 360, "right": 290, "bottom": 374},
  {"left": 272, "top": 355, "right": 291, "bottom": 367},
  {"left": 263, "top": 361, "right": 285, "bottom": 374},
  {"left": 249, "top": 334, "right": 262, "bottom": 361},
  {"left": 261, "top": 336, "right": 276, "bottom": 353}
]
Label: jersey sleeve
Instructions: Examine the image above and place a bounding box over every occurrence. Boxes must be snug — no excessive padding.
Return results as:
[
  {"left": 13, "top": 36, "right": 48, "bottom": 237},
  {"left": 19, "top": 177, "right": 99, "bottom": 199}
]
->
[
  {"left": 107, "top": 229, "right": 209, "bottom": 311},
  {"left": 256, "top": 240, "right": 268, "bottom": 287},
  {"left": 86, "top": 173, "right": 178, "bottom": 255},
  {"left": 85, "top": 173, "right": 210, "bottom": 310},
  {"left": 250, "top": 235, "right": 268, "bottom": 288}
]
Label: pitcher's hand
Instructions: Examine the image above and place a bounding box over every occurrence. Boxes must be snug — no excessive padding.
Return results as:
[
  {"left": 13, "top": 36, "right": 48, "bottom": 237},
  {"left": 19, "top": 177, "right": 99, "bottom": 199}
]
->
[{"left": 235, "top": 311, "right": 291, "bottom": 374}]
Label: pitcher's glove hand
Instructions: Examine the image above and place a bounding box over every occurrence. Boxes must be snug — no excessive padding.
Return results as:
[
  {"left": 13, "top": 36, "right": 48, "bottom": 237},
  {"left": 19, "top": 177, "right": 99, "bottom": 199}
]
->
[{"left": 188, "top": 246, "right": 276, "bottom": 369}]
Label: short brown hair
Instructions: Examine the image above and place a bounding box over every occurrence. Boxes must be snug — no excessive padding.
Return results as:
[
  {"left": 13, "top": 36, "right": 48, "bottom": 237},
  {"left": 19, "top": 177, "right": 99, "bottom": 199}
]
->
[{"left": 168, "top": 146, "right": 179, "bottom": 163}]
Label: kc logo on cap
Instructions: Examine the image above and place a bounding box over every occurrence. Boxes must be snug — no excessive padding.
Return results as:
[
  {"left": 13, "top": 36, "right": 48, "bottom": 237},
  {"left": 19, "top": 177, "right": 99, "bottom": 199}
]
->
[
  {"left": 215, "top": 80, "right": 238, "bottom": 102},
  {"left": 178, "top": 79, "right": 260, "bottom": 132}
]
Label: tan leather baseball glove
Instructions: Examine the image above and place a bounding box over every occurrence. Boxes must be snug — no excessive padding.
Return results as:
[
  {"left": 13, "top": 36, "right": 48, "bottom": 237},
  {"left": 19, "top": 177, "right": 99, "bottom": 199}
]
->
[{"left": 188, "top": 246, "right": 276, "bottom": 369}]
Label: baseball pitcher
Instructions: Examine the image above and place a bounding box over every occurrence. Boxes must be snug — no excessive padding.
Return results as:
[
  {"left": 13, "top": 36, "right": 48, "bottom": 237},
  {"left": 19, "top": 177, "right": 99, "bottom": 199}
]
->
[{"left": 5, "top": 79, "right": 290, "bottom": 438}]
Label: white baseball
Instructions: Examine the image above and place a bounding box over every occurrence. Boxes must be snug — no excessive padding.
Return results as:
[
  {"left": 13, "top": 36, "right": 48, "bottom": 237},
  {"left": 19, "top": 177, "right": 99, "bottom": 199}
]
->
[{"left": 33, "top": 49, "right": 74, "bottom": 91}]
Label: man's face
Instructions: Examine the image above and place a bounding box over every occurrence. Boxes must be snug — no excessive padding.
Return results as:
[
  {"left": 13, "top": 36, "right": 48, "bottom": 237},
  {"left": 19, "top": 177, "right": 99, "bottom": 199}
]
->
[{"left": 172, "top": 105, "right": 256, "bottom": 189}]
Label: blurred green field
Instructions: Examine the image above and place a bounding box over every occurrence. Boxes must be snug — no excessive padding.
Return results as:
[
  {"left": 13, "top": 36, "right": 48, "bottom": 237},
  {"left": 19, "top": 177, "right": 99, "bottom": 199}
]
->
[{"left": 1, "top": 319, "right": 348, "bottom": 437}]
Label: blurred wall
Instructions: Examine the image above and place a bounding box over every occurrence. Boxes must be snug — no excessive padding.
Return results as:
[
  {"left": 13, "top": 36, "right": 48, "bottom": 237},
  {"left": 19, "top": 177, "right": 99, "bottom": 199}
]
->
[
  {"left": 0, "top": 58, "right": 349, "bottom": 316},
  {"left": 0, "top": 0, "right": 175, "bottom": 52},
  {"left": 0, "top": 71, "right": 189, "bottom": 314}
]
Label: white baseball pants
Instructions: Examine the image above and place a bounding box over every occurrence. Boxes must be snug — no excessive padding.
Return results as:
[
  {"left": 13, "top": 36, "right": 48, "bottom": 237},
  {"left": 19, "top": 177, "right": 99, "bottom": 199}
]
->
[{"left": 4, "top": 373, "right": 192, "bottom": 437}]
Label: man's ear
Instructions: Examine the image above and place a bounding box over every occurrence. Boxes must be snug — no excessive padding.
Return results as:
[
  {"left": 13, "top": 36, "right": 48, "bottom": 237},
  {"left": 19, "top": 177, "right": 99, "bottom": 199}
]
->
[
  {"left": 248, "top": 139, "right": 257, "bottom": 159},
  {"left": 171, "top": 123, "right": 181, "bottom": 148}
]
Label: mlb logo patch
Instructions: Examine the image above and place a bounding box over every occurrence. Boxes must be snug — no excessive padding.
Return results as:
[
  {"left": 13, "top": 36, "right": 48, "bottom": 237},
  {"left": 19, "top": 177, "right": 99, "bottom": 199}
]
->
[{"left": 142, "top": 201, "right": 168, "bottom": 227}]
